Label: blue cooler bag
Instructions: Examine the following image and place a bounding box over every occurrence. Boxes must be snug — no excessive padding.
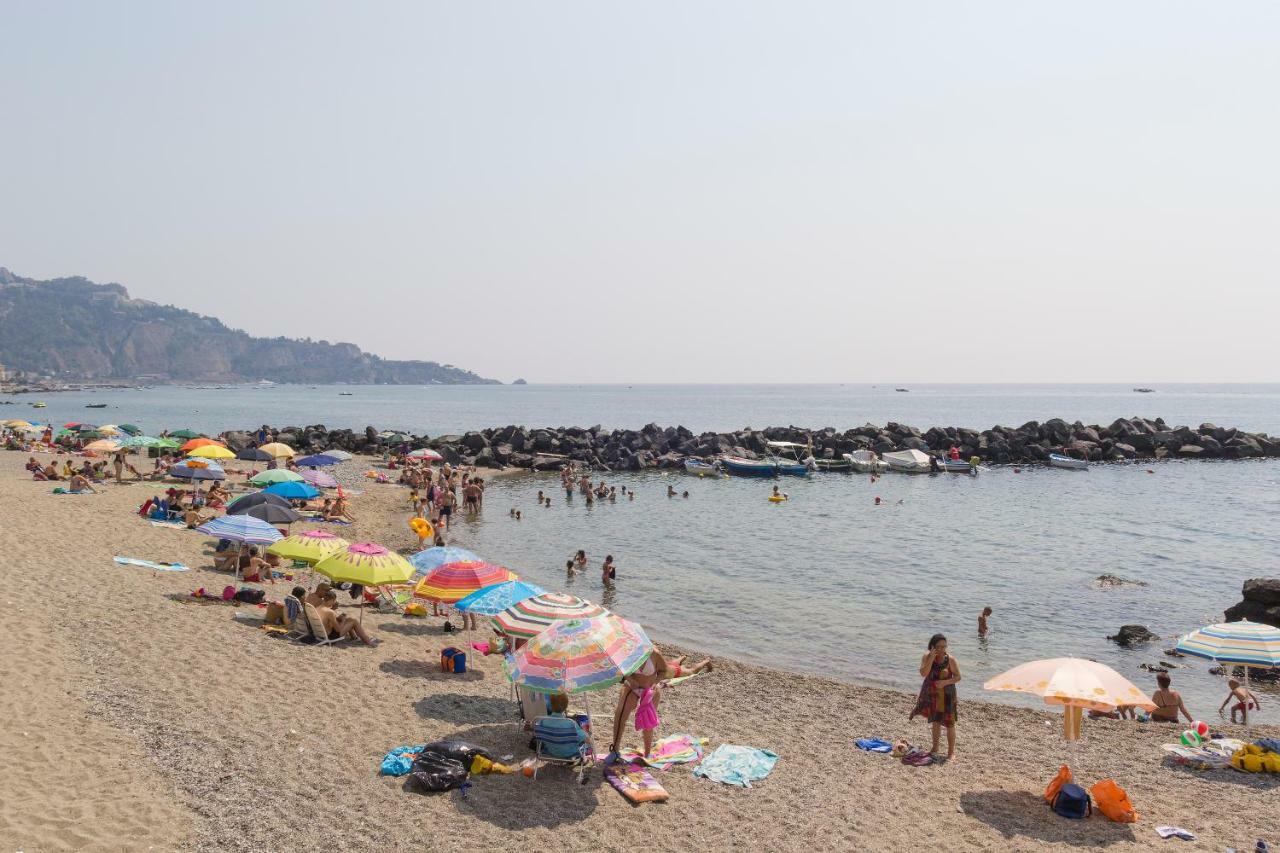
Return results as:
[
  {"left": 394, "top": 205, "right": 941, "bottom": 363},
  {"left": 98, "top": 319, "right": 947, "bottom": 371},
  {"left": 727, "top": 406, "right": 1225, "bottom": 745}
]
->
[{"left": 1052, "top": 783, "right": 1092, "bottom": 819}]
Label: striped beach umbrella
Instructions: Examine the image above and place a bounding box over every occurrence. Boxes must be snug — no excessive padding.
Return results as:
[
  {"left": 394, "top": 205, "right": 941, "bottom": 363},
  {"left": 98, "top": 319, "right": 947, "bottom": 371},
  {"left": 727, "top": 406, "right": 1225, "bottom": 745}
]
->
[
  {"left": 413, "top": 560, "right": 516, "bottom": 604},
  {"left": 298, "top": 468, "right": 339, "bottom": 488},
  {"left": 313, "top": 542, "right": 414, "bottom": 587},
  {"left": 505, "top": 615, "right": 653, "bottom": 694},
  {"left": 196, "top": 515, "right": 283, "bottom": 545},
  {"left": 493, "top": 592, "right": 609, "bottom": 640},
  {"left": 455, "top": 580, "right": 547, "bottom": 616},
  {"left": 407, "top": 448, "right": 443, "bottom": 461},
  {"left": 407, "top": 546, "right": 482, "bottom": 576},
  {"left": 121, "top": 434, "right": 164, "bottom": 448},
  {"left": 267, "top": 530, "right": 350, "bottom": 565},
  {"left": 249, "top": 469, "right": 304, "bottom": 486},
  {"left": 1175, "top": 620, "right": 1280, "bottom": 668}
]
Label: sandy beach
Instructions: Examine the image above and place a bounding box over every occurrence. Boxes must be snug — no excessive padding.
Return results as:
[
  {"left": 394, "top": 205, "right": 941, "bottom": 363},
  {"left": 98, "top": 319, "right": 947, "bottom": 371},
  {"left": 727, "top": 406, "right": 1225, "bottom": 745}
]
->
[{"left": 3, "top": 450, "right": 1277, "bottom": 853}]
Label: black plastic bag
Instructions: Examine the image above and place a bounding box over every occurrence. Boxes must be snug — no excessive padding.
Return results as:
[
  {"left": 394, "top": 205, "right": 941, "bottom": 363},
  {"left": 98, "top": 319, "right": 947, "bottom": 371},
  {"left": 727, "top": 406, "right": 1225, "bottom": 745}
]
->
[
  {"left": 422, "top": 740, "right": 491, "bottom": 767},
  {"left": 407, "top": 753, "right": 468, "bottom": 793}
]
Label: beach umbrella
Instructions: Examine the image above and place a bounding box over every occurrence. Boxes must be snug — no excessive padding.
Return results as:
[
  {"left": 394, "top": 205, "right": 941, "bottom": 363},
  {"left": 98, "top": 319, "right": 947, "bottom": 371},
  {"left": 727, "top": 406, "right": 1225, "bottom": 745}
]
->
[
  {"left": 171, "top": 461, "right": 226, "bottom": 481},
  {"left": 181, "top": 437, "right": 223, "bottom": 453},
  {"left": 249, "top": 469, "right": 304, "bottom": 486},
  {"left": 117, "top": 423, "right": 142, "bottom": 435},
  {"left": 506, "top": 615, "right": 653, "bottom": 694},
  {"left": 984, "top": 658, "right": 1156, "bottom": 741},
  {"left": 294, "top": 453, "right": 340, "bottom": 467},
  {"left": 258, "top": 442, "right": 295, "bottom": 458},
  {"left": 63, "top": 421, "right": 85, "bottom": 429},
  {"left": 322, "top": 449, "right": 353, "bottom": 461},
  {"left": 237, "top": 447, "right": 274, "bottom": 462},
  {"left": 2, "top": 419, "right": 34, "bottom": 428},
  {"left": 97, "top": 425, "right": 122, "bottom": 436},
  {"left": 455, "top": 580, "right": 547, "bottom": 616},
  {"left": 168, "top": 429, "right": 202, "bottom": 440},
  {"left": 196, "top": 515, "right": 283, "bottom": 545},
  {"left": 84, "top": 438, "right": 122, "bottom": 453},
  {"left": 407, "top": 448, "right": 443, "bottom": 461},
  {"left": 226, "top": 491, "right": 294, "bottom": 513},
  {"left": 121, "top": 435, "right": 164, "bottom": 448},
  {"left": 1175, "top": 620, "right": 1280, "bottom": 733},
  {"left": 154, "top": 437, "right": 181, "bottom": 449},
  {"left": 313, "top": 542, "right": 414, "bottom": 587},
  {"left": 493, "top": 592, "right": 609, "bottom": 640},
  {"left": 242, "top": 503, "right": 304, "bottom": 525},
  {"left": 267, "top": 530, "right": 350, "bottom": 565},
  {"left": 407, "top": 546, "right": 482, "bottom": 576},
  {"left": 188, "top": 444, "right": 236, "bottom": 460},
  {"left": 413, "top": 561, "right": 516, "bottom": 604},
  {"left": 382, "top": 432, "right": 408, "bottom": 443},
  {"left": 298, "top": 468, "right": 339, "bottom": 489},
  {"left": 263, "top": 481, "right": 321, "bottom": 500}
]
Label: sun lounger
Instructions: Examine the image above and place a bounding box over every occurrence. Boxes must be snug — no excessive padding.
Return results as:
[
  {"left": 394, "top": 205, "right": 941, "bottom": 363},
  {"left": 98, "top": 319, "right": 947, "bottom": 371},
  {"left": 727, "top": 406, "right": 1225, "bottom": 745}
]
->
[{"left": 301, "top": 603, "right": 347, "bottom": 647}]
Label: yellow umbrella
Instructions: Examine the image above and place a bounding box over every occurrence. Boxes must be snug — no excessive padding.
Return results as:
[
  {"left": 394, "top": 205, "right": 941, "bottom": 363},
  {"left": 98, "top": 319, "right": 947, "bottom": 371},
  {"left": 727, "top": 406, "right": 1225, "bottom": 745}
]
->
[
  {"left": 267, "top": 530, "right": 350, "bottom": 565},
  {"left": 313, "top": 542, "right": 414, "bottom": 587},
  {"left": 3, "top": 419, "right": 34, "bottom": 429},
  {"left": 97, "top": 425, "right": 122, "bottom": 436},
  {"left": 188, "top": 444, "right": 236, "bottom": 460},
  {"left": 84, "top": 438, "right": 122, "bottom": 452},
  {"left": 259, "top": 442, "right": 295, "bottom": 458},
  {"left": 984, "top": 657, "right": 1156, "bottom": 740}
]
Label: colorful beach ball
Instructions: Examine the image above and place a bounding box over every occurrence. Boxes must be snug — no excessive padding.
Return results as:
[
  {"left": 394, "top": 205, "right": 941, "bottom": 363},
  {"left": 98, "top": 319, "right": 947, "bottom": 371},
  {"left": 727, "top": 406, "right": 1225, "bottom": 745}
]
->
[
  {"left": 1180, "top": 729, "right": 1201, "bottom": 747},
  {"left": 1193, "top": 720, "right": 1209, "bottom": 739}
]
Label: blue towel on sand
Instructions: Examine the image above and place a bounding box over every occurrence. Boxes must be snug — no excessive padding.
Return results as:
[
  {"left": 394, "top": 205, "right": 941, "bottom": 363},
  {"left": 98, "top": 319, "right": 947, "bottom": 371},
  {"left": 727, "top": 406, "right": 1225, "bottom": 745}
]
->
[
  {"left": 855, "top": 738, "right": 893, "bottom": 753},
  {"left": 380, "top": 745, "right": 426, "bottom": 776},
  {"left": 693, "top": 744, "right": 778, "bottom": 788}
]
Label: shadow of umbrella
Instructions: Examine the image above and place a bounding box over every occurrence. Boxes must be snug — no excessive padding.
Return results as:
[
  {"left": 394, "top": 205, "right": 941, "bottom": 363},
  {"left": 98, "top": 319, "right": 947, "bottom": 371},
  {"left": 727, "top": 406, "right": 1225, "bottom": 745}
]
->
[{"left": 959, "top": 790, "right": 1136, "bottom": 847}]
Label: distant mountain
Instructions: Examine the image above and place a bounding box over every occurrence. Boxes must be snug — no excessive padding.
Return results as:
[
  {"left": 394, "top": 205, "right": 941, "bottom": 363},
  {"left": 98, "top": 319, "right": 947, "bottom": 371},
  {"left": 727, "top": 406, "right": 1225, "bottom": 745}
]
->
[{"left": 0, "top": 268, "right": 499, "bottom": 385}]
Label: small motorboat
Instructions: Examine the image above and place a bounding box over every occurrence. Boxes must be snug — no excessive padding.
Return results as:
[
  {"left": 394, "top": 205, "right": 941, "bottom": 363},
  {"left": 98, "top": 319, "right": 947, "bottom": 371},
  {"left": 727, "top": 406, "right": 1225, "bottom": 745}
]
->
[
  {"left": 85, "top": 403, "right": 107, "bottom": 408},
  {"left": 939, "top": 458, "right": 978, "bottom": 474},
  {"left": 31, "top": 401, "right": 47, "bottom": 408},
  {"left": 1048, "top": 453, "right": 1088, "bottom": 470},
  {"left": 882, "top": 449, "right": 932, "bottom": 473},
  {"left": 720, "top": 456, "right": 811, "bottom": 477},
  {"left": 895, "top": 388, "right": 909, "bottom": 392},
  {"left": 843, "top": 449, "right": 887, "bottom": 473},
  {"left": 812, "top": 457, "right": 853, "bottom": 473},
  {"left": 684, "top": 459, "right": 722, "bottom": 477},
  {"left": 1133, "top": 388, "right": 1155, "bottom": 393}
]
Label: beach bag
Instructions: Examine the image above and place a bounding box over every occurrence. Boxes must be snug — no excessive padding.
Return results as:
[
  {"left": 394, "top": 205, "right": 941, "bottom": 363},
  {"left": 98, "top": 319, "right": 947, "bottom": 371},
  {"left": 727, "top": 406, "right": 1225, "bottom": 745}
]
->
[
  {"left": 407, "top": 753, "right": 468, "bottom": 793},
  {"left": 1051, "top": 783, "right": 1092, "bottom": 819},
  {"left": 422, "top": 740, "right": 490, "bottom": 767},
  {"left": 440, "top": 647, "right": 465, "bottom": 673},
  {"left": 234, "top": 588, "right": 266, "bottom": 604},
  {"left": 1044, "top": 765, "right": 1072, "bottom": 804},
  {"left": 1089, "top": 779, "right": 1137, "bottom": 823}
]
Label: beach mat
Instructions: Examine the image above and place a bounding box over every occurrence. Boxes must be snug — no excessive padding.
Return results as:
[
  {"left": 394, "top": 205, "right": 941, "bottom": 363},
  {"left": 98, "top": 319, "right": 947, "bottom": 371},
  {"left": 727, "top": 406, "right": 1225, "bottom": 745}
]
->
[
  {"left": 149, "top": 519, "right": 187, "bottom": 529},
  {"left": 616, "top": 734, "right": 707, "bottom": 770},
  {"left": 604, "top": 762, "right": 669, "bottom": 805},
  {"left": 115, "top": 556, "right": 189, "bottom": 572}
]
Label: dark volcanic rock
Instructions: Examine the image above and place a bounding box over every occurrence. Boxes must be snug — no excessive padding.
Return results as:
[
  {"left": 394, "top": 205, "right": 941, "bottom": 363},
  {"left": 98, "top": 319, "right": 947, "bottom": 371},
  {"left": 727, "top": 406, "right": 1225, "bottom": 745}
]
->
[{"left": 1107, "top": 625, "right": 1159, "bottom": 645}]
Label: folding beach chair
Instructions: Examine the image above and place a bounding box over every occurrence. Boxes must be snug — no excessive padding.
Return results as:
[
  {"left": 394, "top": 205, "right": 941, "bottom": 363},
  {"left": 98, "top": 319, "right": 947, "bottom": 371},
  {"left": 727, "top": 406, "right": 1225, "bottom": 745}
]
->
[
  {"left": 283, "top": 596, "right": 308, "bottom": 640},
  {"left": 375, "top": 585, "right": 413, "bottom": 613},
  {"left": 300, "top": 603, "right": 347, "bottom": 647},
  {"left": 532, "top": 716, "right": 596, "bottom": 783}
]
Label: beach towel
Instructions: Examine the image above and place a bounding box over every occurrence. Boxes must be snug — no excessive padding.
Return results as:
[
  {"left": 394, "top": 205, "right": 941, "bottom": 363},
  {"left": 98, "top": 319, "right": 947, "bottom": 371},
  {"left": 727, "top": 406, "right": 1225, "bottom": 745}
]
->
[
  {"left": 381, "top": 745, "right": 426, "bottom": 776},
  {"left": 149, "top": 519, "right": 187, "bottom": 529},
  {"left": 693, "top": 744, "right": 778, "bottom": 788},
  {"left": 604, "top": 762, "right": 669, "bottom": 804},
  {"left": 1155, "top": 826, "right": 1195, "bottom": 840},
  {"left": 114, "top": 556, "right": 189, "bottom": 572},
  {"left": 855, "top": 738, "right": 893, "bottom": 753},
  {"left": 617, "top": 734, "right": 707, "bottom": 770},
  {"left": 1256, "top": 738, "right": 1280, "bottom": 754}
]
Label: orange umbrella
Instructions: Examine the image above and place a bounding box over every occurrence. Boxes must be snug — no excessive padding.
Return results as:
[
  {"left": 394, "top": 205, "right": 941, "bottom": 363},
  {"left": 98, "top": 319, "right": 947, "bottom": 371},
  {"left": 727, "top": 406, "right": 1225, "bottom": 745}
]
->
[
  {"left": 984, "top": 657, "right": 1155, "bottom": 740},
  {"left": 181, "top": 437, "right": 224, "bottom": 453}
]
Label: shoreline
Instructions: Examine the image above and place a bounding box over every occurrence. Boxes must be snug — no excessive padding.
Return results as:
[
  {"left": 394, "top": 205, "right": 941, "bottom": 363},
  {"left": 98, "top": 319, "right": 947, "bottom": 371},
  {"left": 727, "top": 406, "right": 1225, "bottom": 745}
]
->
[{"left": 3, "top": 451, "right": 1277, "bottom": 851}]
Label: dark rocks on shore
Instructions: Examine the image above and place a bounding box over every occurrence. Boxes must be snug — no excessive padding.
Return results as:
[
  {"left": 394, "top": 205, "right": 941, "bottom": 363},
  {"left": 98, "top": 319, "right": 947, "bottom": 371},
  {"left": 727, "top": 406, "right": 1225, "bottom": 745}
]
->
[
  {"left": 218, "top": 416, "right": 1280, "bottom": 473},
  {"left": 1108, "top": 625, "right": 1159, "bottom": 645},
  {"left": 1224, "top": 578, "right": 1280, "bottom": 628},
  {"left": 1094, "top": 574, "right": 1148, "bottom": 588}
]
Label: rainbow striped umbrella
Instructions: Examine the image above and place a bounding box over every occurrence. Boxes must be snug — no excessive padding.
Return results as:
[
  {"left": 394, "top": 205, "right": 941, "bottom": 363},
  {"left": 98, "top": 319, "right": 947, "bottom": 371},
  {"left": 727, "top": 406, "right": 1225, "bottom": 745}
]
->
[
  {"left": 493, "top": 592, "right": 609, "bottom": 640},
  {"left": 505, "top": 615, "right": 653, "bottom": 694},
  {"left": 1175, "top": 620, "right": 1280, "bottom": 668},
  {"left": 413, "top": 561, "right": 516, "bottom": 604},
  {"left": 454, "top": 580, "right": 547, "bottom": 616},
  {"left": 267, "top": 530, "right": 350, "bottom": 565},
  {"left": 313, "top": 542, "right": 414, "bottom": 587}
]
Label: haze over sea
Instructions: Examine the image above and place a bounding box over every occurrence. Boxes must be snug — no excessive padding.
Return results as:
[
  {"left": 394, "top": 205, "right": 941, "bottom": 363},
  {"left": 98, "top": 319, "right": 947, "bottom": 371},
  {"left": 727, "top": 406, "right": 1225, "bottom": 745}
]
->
[{"left": 20, "top": 382, "right": 1280, "bottom": 717}]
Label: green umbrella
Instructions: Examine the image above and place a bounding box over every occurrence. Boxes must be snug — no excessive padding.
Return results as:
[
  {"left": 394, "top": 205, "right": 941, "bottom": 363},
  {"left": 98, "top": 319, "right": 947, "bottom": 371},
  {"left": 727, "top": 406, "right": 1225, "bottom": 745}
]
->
[
  {"left": 122, "top": 435, "right": 164, "bottom": 448},
  {"left": 154, "top": 437, "right": 182, "bottom": 449},
  {"left": 117, "top": 424, "right": 142, "bottom": 436},
  {"left": 249, "top": 469, "right": 304, "bottom": 486},
  {"left": 168, "top": 429, "right": 202, "bottom": 440}
]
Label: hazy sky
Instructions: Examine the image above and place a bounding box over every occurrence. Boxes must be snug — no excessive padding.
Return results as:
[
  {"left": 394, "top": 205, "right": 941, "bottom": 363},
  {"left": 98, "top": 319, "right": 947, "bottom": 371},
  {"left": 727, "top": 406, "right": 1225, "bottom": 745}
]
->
[{"left": 3, "top": 2, "right": 1278, "bottom": 383}]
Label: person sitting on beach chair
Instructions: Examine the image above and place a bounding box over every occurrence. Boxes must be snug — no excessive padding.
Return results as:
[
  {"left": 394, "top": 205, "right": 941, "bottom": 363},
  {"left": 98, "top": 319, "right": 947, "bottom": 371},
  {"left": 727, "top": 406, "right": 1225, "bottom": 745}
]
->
[
  {"left": 532, "top": 693, "right": 594, "bottom": 781},
  {"left": 315, "top": 591, "right": 376, "bottom": 645}
]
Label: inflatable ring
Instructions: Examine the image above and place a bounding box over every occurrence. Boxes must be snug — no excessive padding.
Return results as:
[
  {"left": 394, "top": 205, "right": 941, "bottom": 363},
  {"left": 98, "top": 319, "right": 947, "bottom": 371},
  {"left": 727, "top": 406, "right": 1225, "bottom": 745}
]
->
[
  {"left": 409, "top": 517, "right": 434, "bottom": 539},
  {"left": 768, "top": 495, "right": 787, "bottom": 503}
]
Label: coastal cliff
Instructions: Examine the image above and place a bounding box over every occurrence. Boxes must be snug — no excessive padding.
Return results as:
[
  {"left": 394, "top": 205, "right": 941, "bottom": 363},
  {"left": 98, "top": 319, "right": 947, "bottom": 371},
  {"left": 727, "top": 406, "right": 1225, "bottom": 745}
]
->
[{"left": 0, "top": 268, "right": 498, "bottom": 385}]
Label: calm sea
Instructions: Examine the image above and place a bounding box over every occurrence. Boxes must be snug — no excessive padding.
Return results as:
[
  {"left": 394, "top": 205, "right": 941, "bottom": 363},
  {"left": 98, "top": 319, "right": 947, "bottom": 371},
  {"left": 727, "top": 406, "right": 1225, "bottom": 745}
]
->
[{"left": 11, "top": 383, "right": 1279, "bottom": 718}]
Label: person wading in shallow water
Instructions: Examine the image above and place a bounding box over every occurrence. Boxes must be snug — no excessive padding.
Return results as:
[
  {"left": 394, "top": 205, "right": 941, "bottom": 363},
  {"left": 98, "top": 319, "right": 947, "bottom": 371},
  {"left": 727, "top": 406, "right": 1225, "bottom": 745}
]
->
[{"left": 910, "top": 633, "right": 960, "bottom": 761}]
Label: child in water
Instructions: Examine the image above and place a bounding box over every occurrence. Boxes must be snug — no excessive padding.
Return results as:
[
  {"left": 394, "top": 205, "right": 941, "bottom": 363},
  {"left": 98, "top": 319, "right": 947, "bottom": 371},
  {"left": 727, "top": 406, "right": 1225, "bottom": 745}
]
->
[
  {"left": 1219, "top": 678, "right": 1261, "bottom": 724},
  {"left": 978, "top": 607, "right": 992, "bottom": 637}
]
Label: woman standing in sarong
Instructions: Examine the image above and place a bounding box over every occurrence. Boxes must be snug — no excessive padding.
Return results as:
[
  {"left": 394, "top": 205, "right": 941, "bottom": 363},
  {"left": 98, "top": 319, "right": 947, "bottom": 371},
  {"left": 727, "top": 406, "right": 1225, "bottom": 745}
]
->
[{"left": 910, "top": 633, "right": 961, "bottom": 760}]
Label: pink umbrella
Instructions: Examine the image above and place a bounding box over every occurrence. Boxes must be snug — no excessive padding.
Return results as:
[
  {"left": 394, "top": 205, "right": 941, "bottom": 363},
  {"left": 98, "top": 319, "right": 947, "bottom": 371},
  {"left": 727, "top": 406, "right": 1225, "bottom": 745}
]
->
[
  {"left": 407, "top": 448, "right": 443, "bottom": 462},
  {"left": 298, "top": 468, "right": 339, "bottom": 488}
]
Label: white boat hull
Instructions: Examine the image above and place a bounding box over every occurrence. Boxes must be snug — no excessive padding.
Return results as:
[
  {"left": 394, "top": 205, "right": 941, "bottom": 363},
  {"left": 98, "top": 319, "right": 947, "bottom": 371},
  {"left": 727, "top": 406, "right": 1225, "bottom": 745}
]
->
[
  {"left": 882, "top": 449, "right": 932, "bottom": 473},
  {"left": 843, "top": 451, "right": 887, "bottom": 473},
  {"left": 1048, "top": 454, "right": 1088, "bottom": 470}
]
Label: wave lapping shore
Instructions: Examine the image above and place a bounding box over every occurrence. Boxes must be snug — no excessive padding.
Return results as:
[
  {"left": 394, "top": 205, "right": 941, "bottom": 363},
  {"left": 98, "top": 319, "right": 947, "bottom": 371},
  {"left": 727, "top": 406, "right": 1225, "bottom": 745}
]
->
[{"left": 221, "top": 416, "right": 1280, "bottom": 471}]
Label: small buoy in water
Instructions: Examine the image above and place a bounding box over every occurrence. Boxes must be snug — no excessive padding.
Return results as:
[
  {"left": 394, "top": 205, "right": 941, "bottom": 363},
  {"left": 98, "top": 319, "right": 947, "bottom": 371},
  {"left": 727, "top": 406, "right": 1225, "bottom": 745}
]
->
[{"left": 1146, "top": 469, "right": 1155, "bottom": 474}]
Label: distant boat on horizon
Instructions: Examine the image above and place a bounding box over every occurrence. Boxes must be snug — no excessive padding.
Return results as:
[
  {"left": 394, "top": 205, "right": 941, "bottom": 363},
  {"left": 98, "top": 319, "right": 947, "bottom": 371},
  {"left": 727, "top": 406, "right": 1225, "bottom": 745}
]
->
[{"left": 1133, "top": 388, "right": 1155, "bottom": 393}]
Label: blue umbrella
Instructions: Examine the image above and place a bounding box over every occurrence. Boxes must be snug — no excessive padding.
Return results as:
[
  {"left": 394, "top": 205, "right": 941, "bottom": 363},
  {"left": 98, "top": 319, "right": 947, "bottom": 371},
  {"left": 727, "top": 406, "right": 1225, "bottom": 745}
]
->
[
  {"left": 263, "top": 481, "right": 321, "bottom": 500},
  {"left": 408, "top": 546, "right": 482, "bottom": 576},
  {"left": 294, "top": 454, "right": 340, "bottom": 467},
  {"left": 172, "top": 461, "right": 226, "bottom": 481},
  {"left": 195, "top": 515, "right": 283, "bottom": 544},
  {"left": 454, "top": 580, "right": 546, "bottom": 616}
]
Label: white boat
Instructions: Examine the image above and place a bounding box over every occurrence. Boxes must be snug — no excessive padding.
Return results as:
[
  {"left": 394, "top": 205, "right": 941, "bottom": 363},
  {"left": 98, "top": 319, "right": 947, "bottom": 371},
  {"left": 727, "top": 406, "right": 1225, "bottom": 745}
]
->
[
  {"left": 843, "top": 449, "right": 887, "bottom": 473},
  {"left": 1048, "top": 453, "right": 1088, "bottom": 470},
  {"left": 684, "top": 459, "right": 723, "bottom": 477},
  {"left": 882, "top": 448, "right": 932, "bottom": 473},
  {"left": 939, "top": 458, "right": 978, "bottom": 474}
]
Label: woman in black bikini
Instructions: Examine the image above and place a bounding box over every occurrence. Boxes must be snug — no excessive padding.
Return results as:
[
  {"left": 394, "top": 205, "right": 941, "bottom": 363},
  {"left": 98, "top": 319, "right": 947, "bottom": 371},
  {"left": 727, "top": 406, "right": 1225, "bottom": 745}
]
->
[{"left": 1151, "top": 672, "right": 1194, "bottom": 723}]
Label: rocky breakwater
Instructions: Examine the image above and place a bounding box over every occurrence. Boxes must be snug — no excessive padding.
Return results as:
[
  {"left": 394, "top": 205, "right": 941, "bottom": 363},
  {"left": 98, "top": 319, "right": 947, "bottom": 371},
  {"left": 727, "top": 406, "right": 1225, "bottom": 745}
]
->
[
  {"left": 219, "top": 416, "right": 1280, "bottom": 472},
  {"left": 1225, "top": 579, "right": 1280, "bottom": 629}
]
